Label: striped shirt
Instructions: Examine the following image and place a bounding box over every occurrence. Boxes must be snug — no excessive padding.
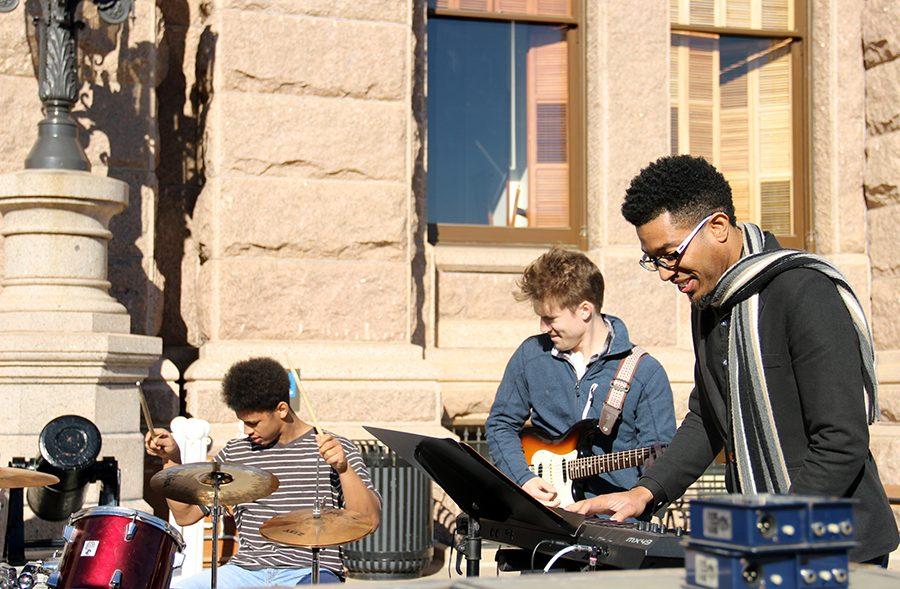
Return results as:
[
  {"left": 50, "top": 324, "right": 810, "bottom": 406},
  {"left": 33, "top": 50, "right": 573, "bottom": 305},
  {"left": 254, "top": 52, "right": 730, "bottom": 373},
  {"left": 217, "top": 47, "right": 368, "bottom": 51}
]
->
[{"left": 215, "top": 429, "right": 377, "bottom": 575}]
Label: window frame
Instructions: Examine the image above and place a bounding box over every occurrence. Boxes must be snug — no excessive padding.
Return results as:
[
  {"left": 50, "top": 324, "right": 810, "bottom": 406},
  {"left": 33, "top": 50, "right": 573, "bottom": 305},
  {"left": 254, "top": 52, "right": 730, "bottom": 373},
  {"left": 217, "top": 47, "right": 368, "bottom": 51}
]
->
[
  {"left": 426, "top": 1, "right": 588, "bottom": 249},
  {"left": 670, "top": 0, "right": 810, "bottom": 250}
]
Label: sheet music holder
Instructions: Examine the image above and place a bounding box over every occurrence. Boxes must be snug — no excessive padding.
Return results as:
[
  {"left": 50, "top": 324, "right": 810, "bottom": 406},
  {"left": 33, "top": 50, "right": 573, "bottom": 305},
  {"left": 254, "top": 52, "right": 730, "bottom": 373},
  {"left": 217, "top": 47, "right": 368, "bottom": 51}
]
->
[{"left": 364, "top": 426, "right": 584, "bottom": 540}]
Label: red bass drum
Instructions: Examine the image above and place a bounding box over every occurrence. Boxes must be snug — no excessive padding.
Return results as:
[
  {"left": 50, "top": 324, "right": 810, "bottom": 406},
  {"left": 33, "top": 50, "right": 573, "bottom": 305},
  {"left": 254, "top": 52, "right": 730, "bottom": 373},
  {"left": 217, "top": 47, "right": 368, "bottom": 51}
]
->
[{"left": 49, "top": 506, "right": 185, "bottom": 589}]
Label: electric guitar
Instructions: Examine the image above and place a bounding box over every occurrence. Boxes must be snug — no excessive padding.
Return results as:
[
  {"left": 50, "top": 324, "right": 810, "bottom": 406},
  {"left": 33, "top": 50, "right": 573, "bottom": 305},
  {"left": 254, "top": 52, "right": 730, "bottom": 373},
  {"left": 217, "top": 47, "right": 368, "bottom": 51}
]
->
[{"left": 520, "top": 419, "right": 666, "bottom": 507}]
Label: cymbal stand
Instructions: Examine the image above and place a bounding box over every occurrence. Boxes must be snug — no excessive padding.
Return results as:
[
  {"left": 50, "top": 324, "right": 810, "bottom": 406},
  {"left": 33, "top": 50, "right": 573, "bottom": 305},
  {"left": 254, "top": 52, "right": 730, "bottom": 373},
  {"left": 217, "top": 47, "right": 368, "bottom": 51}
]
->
[
  {"left": 208, "top": 462, "right": 233, "bottom": 589},
  {"left": 310, "top": 448, "right": 323, "bottom": 584},
  {"left": 311, "top": 547, "right": 321, "bottom": 585}
]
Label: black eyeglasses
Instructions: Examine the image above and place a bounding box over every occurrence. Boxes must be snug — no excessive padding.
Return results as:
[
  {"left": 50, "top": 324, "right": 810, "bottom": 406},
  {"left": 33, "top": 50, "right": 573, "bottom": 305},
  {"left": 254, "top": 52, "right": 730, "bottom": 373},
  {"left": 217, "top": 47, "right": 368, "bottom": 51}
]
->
[{"left": 639, "top": 214, "right": 714, "bottom": 272}]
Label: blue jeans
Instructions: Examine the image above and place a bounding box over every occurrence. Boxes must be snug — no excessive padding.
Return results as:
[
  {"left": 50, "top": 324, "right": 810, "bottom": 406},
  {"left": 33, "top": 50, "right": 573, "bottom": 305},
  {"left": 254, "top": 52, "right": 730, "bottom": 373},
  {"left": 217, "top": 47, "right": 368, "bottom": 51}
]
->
[{"left": 170, "top": 564, "right": 341, "bottom": 587}]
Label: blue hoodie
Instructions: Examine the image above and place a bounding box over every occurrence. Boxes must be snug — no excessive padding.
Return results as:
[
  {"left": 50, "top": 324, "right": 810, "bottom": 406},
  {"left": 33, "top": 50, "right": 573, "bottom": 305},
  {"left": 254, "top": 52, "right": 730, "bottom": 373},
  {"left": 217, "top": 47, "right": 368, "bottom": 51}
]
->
[{"left": 485, "top": 314, "right": 676, "bottom": 496}]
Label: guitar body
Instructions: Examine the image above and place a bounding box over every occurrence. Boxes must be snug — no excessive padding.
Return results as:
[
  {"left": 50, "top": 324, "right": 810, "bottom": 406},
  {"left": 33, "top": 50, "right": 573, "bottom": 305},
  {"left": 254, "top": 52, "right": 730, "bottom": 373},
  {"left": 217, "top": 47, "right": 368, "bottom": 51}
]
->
[
  {"left": 520, "top": 419, "right": 599, "bottom": 507},
  {"left": 521, "top": 419, "right": 666, "bottom": 508}
]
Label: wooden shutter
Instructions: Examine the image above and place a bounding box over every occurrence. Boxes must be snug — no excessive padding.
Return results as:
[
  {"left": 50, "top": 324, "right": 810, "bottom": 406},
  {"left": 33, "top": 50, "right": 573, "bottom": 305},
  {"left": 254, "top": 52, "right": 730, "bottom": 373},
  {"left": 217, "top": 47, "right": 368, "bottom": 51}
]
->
[
  {"left": 535, "top": 0, "right": 570, "bottom": 16},
  {"left": 690, "top": 0, "right": 715, "bottom": 26},
  {"left": 674, "top": 1, "right": 793, "bottom": 31},
  {"left": 726, "top": 0, "right": 752, "bottom": 28},
  {"left": 527, "top": 38, "right": 569, "bottom": 228},
  {"left": 760, "top": 181, "right": 791, "bottom": 234},
  {"left": 762, "top": 0, "right": 790, "bottom": 30},
  {"left": 720, "top": 67, "right": 751, "bottom": 222},
  {"left": 670, "top": 40, "right": 681, "bottom": 154},
  {"left": 496, "top": 0, "right": 528, "bottom": 13},
  {"left": 757, "top": 47, "right": 792, "bottom": 233},
  {"left": 436, "top": 0, "right": 492, "bottom": 10},
  {"left": 439, "top": 0, "right": 571, "bottom": 17},
  {"left": 687, "top": 35, "right": 718, "bottom": 163},
  {"left": 670, "top": 0, "right": 683, "bottom": 24}
]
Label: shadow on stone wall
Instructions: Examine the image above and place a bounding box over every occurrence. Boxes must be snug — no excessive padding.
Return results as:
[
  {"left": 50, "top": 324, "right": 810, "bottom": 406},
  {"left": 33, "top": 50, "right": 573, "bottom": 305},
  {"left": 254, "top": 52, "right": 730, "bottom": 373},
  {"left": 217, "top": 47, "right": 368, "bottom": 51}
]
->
[
  {"left": 147, "top": 0, "right": 219, "bottom": 517},
  {"left": 411, "top": 0, "right": 428, "bottom": 348},
  {"left": 155, "top": 0, "right": 216, "bottom": 360},
  {"left": 153, "top": 2, "right": 219, "bottom": 430},
  {"left": 80, "top": 20, "right": 165, "bottom": 340}
]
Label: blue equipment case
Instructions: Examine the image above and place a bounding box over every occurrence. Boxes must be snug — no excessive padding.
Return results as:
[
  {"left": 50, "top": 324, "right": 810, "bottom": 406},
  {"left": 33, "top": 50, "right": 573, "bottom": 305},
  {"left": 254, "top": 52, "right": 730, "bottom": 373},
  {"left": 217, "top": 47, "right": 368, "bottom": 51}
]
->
[
  {"left": 689, "top": 494, "right": 855, "bottom": 552},
  {"left": 685, "top": 545, "right": 850, "bottom": 589}
]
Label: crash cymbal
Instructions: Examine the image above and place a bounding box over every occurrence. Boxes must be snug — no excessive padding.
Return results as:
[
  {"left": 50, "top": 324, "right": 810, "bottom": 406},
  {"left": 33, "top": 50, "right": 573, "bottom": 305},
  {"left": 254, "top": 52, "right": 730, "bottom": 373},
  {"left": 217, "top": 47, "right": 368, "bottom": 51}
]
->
[
  {"left": 0, "top": 467, "right": 59, "bottom": 488},
  {"left": 150, "top": 462, "right": 278, "bottom": 505},
  {"left": 260, "top": 507, "right": 376, "bottom": 547}
]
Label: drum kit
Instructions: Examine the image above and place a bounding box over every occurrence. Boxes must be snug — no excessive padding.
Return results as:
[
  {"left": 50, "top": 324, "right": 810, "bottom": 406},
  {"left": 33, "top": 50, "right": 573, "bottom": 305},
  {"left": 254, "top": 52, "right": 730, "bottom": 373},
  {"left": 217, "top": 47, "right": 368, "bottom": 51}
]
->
[{"left": 0, "top": 461, "right": 376, "bottom": 588}]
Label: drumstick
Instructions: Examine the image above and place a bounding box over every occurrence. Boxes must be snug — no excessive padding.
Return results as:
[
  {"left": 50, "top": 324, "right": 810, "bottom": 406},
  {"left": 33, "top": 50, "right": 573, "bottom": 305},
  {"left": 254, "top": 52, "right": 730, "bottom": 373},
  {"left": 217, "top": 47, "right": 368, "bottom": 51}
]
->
[
  {"left": 136, "top": 380, "right": 157, "bottom": 435},
  {"left": 293, "top": 369, "right": 322, "bottom": 435},
  {"left": 281, "top": 354, "right": 321, "bottom": 435},
  {"left": 281, "top": 354, "right": 326, "bottom": 512}
]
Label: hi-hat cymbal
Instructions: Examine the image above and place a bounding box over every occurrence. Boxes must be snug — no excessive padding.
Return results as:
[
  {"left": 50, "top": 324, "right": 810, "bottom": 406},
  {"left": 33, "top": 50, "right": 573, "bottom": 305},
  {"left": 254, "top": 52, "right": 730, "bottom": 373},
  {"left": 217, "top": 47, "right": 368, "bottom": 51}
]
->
[
  {"left": 0, "top": 467, "right": 59, "bottom": 489},
  {"left": 260, "top": 507, "right": 376, "bottom": 547},
  {"left": 150, "top": 462, "right": 279, "bottom": 505}
]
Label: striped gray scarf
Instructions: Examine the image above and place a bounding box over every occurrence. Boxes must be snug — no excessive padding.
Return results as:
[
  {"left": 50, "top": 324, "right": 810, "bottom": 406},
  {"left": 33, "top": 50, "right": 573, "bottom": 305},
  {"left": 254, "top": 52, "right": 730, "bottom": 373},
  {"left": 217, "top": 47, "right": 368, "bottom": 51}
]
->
[{"left": 708, "top": 222, "right": 879, "bottom": 494}]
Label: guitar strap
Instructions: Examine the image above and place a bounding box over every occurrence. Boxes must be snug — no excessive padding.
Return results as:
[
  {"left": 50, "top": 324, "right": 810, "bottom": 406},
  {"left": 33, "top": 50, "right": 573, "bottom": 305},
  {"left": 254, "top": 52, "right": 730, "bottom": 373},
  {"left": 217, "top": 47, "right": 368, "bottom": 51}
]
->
[{"left": 598, "top": 346, "right": 647, "bottom": 435}]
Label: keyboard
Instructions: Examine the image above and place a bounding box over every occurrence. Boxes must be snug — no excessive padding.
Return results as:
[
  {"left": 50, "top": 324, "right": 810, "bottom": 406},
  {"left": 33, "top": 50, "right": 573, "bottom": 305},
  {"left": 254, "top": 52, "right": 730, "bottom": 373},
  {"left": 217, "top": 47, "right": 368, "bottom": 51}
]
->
[{"left": 483, "top": 515, "right": 686, "bottom": 570}]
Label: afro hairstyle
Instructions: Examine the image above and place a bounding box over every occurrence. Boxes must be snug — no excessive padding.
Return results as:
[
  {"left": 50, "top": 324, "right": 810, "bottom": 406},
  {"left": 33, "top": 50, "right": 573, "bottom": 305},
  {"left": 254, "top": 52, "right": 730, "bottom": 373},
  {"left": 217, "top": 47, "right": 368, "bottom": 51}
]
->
[
  {"left": 622, "top": 154, "right": 736, "bottom": 228},
  {"left": 221, "top": 357, "right": 291, "bottom": 413}
]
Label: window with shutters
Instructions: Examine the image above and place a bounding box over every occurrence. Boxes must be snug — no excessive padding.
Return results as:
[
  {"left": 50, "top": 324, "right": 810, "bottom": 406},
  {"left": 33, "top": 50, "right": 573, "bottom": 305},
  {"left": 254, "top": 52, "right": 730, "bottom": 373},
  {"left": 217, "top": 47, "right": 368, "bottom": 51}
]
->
[
  {"left": 670, "top": 0, "right": 808, "bottom": 248},
  {"left": 426, "top": 0, "right": 585, "bottom": 246}
]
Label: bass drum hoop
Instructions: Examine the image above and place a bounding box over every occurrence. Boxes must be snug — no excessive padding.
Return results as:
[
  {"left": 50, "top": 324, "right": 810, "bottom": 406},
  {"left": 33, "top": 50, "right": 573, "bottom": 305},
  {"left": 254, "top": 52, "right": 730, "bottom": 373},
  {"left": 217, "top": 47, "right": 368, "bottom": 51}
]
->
[{"left": 69, "top": 506, "right": 186, "bottom": 550}]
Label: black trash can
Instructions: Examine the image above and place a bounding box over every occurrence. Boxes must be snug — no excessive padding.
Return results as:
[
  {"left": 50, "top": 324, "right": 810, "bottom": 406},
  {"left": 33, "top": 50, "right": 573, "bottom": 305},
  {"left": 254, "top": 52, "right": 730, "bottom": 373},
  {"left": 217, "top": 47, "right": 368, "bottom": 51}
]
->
[{"left": 344, "top": 441, "right": 434, "bottom": 579}]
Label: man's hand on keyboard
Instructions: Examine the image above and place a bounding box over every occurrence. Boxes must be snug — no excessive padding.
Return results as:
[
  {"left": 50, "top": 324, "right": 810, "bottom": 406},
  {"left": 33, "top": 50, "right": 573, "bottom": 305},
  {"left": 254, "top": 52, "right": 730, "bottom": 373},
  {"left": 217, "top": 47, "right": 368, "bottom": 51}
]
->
[{"left": 565, "top": 486, "right": 654, "bottom": 521}]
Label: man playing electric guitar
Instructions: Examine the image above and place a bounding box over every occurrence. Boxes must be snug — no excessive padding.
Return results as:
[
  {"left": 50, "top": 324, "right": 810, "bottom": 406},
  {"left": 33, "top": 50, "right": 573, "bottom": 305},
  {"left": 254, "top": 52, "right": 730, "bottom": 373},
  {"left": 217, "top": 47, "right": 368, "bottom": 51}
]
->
[{"left": 486, "top": 248, "right": 677, "bottom": 508}]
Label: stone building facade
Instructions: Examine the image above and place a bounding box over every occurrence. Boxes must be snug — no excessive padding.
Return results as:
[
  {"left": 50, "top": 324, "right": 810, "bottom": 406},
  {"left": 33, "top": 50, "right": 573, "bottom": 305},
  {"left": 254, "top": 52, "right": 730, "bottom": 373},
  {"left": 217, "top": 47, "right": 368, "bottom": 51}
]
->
[{"left": 0, "top": 0, "right": 897, "bottom": 549}]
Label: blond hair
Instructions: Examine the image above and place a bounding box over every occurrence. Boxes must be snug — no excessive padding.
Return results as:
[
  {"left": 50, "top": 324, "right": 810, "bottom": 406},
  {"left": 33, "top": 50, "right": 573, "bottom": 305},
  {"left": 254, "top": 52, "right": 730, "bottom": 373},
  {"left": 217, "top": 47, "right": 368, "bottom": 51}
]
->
[{"left": 516, "top": 247, "right": 604, "bottom": 311}]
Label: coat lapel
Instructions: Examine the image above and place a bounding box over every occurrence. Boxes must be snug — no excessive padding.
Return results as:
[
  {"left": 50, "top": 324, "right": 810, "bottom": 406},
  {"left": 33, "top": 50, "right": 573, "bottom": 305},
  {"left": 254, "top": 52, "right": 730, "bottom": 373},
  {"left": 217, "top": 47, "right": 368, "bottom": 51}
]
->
[{"left": 693, "top": 308, "right": 729, "bottom": 439}]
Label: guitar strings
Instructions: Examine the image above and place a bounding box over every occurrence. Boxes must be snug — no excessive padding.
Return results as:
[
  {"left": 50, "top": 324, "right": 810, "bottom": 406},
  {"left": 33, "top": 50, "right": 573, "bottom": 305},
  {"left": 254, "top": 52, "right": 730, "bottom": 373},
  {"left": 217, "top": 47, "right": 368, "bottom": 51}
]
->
[{"left": 564, "top": 447, "right": 656, "bottom": 477}]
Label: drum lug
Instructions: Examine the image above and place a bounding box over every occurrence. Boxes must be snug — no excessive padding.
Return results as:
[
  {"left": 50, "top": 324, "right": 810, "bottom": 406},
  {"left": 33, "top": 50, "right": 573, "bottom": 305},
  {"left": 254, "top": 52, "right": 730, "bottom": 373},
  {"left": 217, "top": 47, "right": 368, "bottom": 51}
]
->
[
  {"left": 124, "top": 520, "right": 137, "bottom": 541},
  {"left": 46, "top": 571, "right": 61, "bottom": 588},
  {"left": 108, "top": 569, "right": 123, "bottom": 588},
  {"left": 62, "top": 524, "right": 75, "bottom": 542}
]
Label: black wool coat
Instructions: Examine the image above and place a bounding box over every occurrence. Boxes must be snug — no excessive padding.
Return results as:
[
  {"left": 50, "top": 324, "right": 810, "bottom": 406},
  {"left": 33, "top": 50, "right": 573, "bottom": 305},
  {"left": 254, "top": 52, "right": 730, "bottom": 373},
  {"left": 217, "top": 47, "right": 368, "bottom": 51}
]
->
[{"left": 638, "top": 234, "right": 899, "bottom": 562}]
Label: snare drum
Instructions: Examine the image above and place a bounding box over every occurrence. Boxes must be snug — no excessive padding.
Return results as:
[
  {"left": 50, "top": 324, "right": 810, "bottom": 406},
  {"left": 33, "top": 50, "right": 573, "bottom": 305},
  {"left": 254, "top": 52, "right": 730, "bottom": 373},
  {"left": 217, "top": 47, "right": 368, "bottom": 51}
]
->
[{"left": 49, "top": 506, "right": 185, "bottom": 589}]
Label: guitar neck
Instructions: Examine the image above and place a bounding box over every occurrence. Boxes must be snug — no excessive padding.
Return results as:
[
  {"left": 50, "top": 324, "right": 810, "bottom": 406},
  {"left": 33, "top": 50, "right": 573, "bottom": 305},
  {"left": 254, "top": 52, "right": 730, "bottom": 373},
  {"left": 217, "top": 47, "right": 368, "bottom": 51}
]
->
[{"left": 567, "top": 447, "right": 654, "bottom": 480}]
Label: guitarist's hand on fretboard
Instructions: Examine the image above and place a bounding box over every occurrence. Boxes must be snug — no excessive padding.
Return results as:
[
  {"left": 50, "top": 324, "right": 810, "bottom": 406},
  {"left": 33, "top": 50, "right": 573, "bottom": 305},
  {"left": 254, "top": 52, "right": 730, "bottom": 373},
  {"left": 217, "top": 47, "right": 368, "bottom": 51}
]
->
[{"left": 522, "top": 476, "right": 560, "bottom": 507}]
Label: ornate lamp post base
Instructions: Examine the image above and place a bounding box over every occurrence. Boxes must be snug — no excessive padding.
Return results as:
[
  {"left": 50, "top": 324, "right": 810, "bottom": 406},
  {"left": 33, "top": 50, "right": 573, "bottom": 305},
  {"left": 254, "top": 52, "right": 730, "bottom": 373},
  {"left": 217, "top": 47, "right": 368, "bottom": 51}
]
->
[
  {"left": 26, "top": 106, "right": 92, "bottom": 171},
  {"left": 2, "top": 0, "right": 133, "bottom": 171}
]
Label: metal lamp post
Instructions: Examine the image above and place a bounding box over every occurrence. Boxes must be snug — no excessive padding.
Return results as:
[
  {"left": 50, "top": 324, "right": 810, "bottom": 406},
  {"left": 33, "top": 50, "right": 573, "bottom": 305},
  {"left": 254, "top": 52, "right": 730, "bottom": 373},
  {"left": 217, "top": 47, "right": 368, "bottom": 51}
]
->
[{"left": 0, "top": 0, "right": 133, "bottom": 170}]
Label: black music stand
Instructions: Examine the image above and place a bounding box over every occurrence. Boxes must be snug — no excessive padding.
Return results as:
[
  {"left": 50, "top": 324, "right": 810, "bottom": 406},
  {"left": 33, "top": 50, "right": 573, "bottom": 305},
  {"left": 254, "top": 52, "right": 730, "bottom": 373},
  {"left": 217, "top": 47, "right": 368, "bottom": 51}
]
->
[{"left": 364, "top": 427, "right": 586, "bottom": 575}]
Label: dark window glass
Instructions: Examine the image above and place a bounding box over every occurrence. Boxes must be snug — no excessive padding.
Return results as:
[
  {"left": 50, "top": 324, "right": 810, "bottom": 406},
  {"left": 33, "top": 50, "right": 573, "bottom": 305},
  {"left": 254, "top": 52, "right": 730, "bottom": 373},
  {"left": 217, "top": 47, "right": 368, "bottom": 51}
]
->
[{"left": 427, "top": 19, "right": 568, "bottom": 228}]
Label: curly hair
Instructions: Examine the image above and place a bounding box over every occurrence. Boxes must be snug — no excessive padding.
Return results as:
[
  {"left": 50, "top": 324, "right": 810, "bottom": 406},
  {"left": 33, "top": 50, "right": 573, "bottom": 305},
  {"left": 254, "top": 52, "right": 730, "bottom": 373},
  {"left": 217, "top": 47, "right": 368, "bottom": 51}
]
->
[
  {"left": 222, "top": 357, "right": 291, "bottom": 413},
  {"left": 516, "top": 247, "right": 604, "bottom": 311},
  {"left": 622, "top": 155, "right": 736, "bottom": 227}
]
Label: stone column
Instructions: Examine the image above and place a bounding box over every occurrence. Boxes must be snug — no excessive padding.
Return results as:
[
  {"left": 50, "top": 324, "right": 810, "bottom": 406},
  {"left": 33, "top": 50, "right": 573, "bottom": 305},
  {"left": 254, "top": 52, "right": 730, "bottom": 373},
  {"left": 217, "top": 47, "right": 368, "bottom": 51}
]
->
[
  {"left": 175, "top": 1, "right": 445, "bottom": 446},
  {"left": 863, "top": 0, "right": 900, "bottom": 527},
  {"left": 0, "top": 169, "right": 160, "bottom": 531}
]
